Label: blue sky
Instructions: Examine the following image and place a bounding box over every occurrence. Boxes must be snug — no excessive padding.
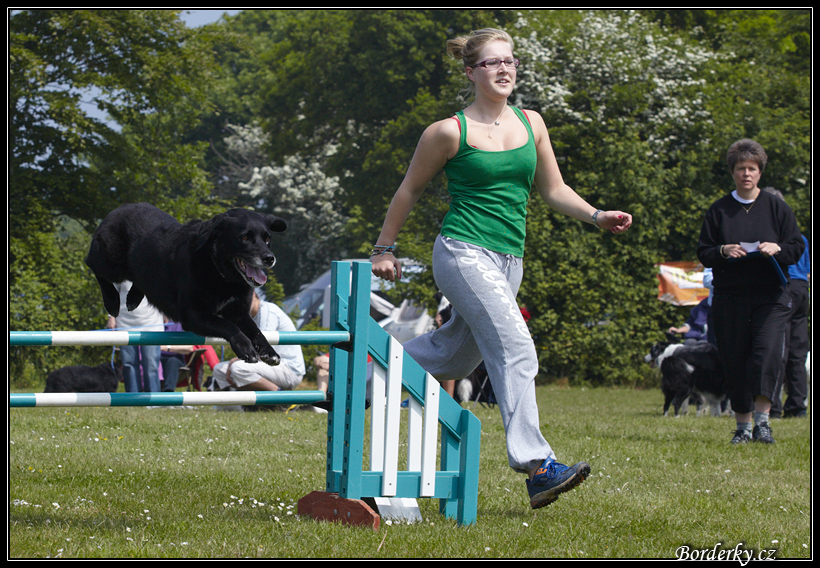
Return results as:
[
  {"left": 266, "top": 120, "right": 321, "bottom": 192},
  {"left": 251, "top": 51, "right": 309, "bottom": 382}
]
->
[{"left": 180, "top": 9, "right": 241, "bottom": 27}]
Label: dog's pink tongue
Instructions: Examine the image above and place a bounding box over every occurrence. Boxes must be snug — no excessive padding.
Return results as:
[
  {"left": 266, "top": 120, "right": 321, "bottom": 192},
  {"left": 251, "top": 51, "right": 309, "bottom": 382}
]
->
[{"left": 246, "top": 265, "right": 267, "bottom": 286}]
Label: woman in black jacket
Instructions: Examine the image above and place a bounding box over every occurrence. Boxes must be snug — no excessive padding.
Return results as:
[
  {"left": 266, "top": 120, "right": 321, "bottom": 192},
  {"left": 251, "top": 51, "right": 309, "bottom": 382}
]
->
[{"left": 697, "top": 139, "right": 804, "bottom": 445}]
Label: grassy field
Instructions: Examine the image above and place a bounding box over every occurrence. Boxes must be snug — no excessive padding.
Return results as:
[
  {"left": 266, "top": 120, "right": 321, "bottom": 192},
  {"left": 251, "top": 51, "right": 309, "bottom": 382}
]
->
[{"left": 9, "top": 385, "right": 811, "bottom": 559}]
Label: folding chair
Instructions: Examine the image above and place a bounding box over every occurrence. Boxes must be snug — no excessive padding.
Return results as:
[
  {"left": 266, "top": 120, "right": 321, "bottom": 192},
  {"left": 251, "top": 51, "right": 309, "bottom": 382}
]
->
[{"left": 176, "top": 348, "right": 208, "bottom": 391}]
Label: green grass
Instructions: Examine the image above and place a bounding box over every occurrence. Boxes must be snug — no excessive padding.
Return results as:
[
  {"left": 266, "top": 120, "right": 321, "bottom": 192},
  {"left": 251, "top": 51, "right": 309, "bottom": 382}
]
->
[{"left": 9, "top": 386, "right": 811, "bottom": 558}]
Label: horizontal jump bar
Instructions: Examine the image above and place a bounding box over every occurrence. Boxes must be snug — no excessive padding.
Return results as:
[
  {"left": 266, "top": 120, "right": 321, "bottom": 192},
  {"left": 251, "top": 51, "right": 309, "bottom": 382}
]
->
[
  {"left": 10, "top": 390, "right": 327, "bottom": 408},
  {"left": 9, "top": 330, "right": 350, "bottom": 347}
]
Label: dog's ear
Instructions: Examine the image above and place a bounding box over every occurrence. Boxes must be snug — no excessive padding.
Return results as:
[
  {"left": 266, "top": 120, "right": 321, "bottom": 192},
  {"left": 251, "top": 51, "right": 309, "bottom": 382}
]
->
[
  {"left": 195, "top": 214, "right": 227, "bottom": 252},
  {"left": 221, "top": 208, "right": 285, "bottom": 233},
  {"left": 267, "top": 215, "right": 287, "bottom": 233}
]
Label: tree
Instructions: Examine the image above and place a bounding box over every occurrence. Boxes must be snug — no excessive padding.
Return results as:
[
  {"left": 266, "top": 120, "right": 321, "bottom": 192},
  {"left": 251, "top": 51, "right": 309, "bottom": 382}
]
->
[
  {"left": 219, "top": 123, "right": 350, "bottom": 292},
  {"left": 214, "top": 10, "right": 509, "bottom": 212},
  {"left": 644, "top": 9, "right": 811, "bottom": 229},
  {"left": 9, "top": 219, "right": 108, "bottom": 389},
  {"left": 9, "top": 10, "right": 225, "bottom": 388},
  {"left": 9, "top": 9, "right": 220, "bottom": 237}
]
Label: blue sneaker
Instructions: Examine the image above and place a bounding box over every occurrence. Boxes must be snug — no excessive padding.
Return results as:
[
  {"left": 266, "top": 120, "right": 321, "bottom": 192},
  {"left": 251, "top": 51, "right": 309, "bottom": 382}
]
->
[{"left": 526, "top": 459, "right": 590, "bottom": 509}]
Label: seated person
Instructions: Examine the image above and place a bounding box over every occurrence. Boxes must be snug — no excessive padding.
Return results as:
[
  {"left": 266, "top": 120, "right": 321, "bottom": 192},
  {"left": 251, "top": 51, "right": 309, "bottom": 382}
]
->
[
  {"left": 212, "top": 292, "right": 305, "bottom": 392},
  {"left": 161, "top": 318, "right": 220, "bottom": 391},
  {"left": 668, "top": 297, "right": 711, "bottom": 344}
]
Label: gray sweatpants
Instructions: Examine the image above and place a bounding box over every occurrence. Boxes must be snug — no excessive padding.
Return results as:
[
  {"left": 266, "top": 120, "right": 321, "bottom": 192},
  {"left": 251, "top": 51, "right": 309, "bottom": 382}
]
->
[{"left": 404, "top": 236, "right": 554, "bottom": 473}]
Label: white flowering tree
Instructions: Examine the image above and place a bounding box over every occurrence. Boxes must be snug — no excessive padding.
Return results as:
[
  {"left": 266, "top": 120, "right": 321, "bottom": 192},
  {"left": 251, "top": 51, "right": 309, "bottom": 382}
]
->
[
  {"left": 221, "top": 123, "right": 350, "bottom": 293},
  {"left": 516, "top": 12, "right": 715, "bottom": 125},
  {"left": 508, "top": 11, "right": 735, "bottom": 383},
  {"left": 513, "top": 10, "right": 723, "bottom": 218}
]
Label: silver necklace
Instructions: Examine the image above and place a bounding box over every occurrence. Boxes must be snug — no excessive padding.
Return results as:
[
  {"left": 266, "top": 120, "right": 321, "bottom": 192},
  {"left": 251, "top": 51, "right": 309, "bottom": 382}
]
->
[{"left": 485, "top": 107, "right": 506, "bottom": 139}]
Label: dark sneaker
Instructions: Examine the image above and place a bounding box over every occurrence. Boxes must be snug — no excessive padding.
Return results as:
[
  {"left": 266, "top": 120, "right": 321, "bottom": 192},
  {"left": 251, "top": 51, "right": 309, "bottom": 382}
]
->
[
  {"left": 526, "top": 459, "right": 590, "bottom": 509},
  {"left": 731, "top": 429, "right": 752, "bottom": 444},
  {"left": 752, "top": 422, "right": 775, "bottom": 444}
]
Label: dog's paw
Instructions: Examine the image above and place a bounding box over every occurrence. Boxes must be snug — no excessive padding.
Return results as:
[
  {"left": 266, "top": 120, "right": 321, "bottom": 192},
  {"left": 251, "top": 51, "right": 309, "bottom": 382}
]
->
[
  {"left": 260, "top": 353, "right": 280, "bottom": 366},
  {"left": 234, "top": 347, "right": 259, "bottom": 364},
  {"left": 258, "top": 345, "right": 281, "bottom": 366},
  {"left": 250, "top": 337, "right": 281, "bottom": 366},
  {"left": 239, "top": 353, "right": 260, "bottom": 364},
  {"left": 230, "top": 336, "right": 260, "bottom": 364}
]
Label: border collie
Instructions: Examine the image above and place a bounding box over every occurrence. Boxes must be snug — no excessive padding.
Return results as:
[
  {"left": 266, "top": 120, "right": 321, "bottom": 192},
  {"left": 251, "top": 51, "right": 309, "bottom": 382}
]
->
[
  {"left": 454, "top": 363, "right": 496, "bottom": 407},
  {"left": 645, "top": 339, "right": 729, "bottom": 417}
]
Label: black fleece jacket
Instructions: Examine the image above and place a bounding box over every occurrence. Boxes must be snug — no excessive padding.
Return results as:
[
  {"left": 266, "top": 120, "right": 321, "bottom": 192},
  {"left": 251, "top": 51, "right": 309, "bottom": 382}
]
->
[{"left": 697, "top": 190, "right": 804, "bottom": 296}]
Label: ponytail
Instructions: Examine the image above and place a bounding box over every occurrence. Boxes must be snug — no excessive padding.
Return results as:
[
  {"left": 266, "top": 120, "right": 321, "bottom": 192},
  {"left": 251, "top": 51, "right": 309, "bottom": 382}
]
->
[{"left": 446, "top": 28, "right": 514, "bottom": 68}]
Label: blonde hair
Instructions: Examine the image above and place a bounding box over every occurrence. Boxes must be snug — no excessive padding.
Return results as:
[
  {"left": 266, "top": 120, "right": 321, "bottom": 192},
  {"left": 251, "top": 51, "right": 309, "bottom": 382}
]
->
[{"left": 446, "top": 28, "right": 514, "bottom": 68}]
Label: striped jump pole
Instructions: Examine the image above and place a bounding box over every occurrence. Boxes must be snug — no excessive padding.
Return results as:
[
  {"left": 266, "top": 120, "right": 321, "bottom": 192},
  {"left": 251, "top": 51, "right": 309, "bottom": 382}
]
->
[
  {"left": 9, "top": 261, "right": 481, "bottom": 529},
  {"left": 10, "top": 390, "right": 326, "bottom": 408},
  {"left": 10, "top": 330, "right": 349, "bottom": 347},
  {"left": 9, "top": 329, "right": 343, "bottom": 410}
]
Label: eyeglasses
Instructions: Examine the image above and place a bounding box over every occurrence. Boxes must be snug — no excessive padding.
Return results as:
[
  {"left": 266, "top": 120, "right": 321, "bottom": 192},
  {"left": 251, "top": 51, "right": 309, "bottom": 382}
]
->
[{"left": 471, "top": 58, "right": 520, "bottom": 70}]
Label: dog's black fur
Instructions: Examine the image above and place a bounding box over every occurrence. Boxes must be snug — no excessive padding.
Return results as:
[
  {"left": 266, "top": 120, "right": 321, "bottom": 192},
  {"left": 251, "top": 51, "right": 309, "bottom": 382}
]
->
[
  {"left": 44, "top": 362, "right": 122, "bottom": 393},
  {"left": 645, "top": 337, "right": 729, "bottom": 417},
  {"left": 85, "top": 203, "right": 287, "bottom": 364}
]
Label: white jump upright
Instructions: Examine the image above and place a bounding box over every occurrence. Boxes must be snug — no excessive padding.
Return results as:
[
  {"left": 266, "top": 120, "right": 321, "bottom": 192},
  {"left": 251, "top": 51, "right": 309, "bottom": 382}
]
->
[{"left": 9, "top": 261, "right": 481, "bottom": 529}]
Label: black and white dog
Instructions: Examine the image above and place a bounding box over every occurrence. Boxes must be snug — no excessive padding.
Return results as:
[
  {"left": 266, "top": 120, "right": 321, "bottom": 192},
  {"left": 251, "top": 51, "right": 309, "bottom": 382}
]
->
[
  {"left": 44, "top": 362, "right": 122, "bottom": 393},
  {"left": 85, "top": 203, "right": 287, "bottom": 365},
  {"left": 645, "top": 337, "right": 729, "bottom": 417},
  {"left": 453, "top": 363, "right": 497, "bottom": 407}
]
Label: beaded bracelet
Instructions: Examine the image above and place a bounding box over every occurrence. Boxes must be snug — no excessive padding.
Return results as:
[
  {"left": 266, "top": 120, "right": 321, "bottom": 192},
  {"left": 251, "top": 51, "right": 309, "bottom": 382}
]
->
[
  {"left": 370, "top": 245, "right": 396, "bottom": 257},
  {"left": 592, "top": 209, "right": 604, "bottom": 229}
]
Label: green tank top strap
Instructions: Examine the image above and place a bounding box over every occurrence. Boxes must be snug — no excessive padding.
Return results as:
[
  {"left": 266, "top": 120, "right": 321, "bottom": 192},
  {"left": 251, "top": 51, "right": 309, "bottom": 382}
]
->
[
  {"left": 452, "top": 107, "right": 534, "bottom": 150},
  {"left": 441, "top": 106, "right": 538, "bottom": 257}
]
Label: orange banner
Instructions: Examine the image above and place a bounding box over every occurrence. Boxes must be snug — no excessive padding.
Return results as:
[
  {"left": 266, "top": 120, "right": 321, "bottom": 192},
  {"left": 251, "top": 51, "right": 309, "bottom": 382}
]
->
[{"left": 656, "top": 261, "right": 710, "bottom": 306}]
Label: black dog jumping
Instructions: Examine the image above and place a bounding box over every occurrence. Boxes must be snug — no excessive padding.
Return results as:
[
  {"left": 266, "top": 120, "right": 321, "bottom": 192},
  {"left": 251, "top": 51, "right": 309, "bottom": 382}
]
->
[{"left": 85, "top": 203, "right": 287, "bottom": 365}]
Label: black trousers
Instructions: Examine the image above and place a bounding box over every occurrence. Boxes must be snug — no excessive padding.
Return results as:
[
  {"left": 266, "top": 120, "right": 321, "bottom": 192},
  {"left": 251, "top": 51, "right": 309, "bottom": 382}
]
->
[
  {"left": 772, "top": 279, "right": 810, "bottom": 415},
  {"left": 712, "top": 288, "right": 792, "bottom": 415}
]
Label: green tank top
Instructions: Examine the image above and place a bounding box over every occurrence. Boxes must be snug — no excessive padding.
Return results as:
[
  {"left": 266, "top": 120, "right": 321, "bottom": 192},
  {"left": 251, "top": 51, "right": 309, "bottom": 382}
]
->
[{"left": 441, "top": 106, "right": 537, "bottom": 257}]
